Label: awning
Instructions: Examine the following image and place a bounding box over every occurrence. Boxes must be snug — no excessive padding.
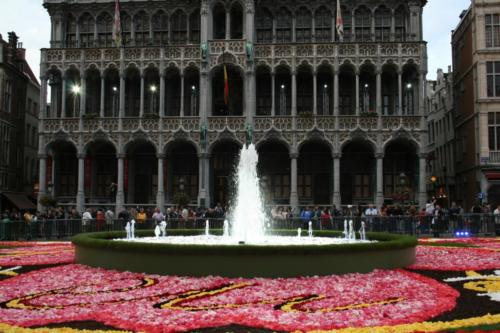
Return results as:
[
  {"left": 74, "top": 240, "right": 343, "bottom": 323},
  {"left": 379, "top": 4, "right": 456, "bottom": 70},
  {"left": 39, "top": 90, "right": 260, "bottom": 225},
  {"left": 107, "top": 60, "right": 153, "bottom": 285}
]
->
[{"left": 2, "top": 193, "right": 37, "bottom": 211}]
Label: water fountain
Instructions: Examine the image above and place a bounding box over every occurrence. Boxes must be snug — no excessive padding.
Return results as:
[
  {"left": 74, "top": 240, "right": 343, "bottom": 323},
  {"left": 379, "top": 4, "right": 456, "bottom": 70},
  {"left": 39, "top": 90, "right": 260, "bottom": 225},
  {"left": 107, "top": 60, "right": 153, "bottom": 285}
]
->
[{"left": 73, "top": 144, "right": 417, "bottom": 277}]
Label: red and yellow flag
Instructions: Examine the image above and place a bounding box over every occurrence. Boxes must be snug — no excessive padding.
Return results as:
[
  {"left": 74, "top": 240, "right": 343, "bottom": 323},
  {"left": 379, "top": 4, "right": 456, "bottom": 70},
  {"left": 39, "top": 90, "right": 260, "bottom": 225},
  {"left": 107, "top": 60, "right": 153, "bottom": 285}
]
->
[{"left": 223, "top": 65, "right": 229, "bottom": 106}]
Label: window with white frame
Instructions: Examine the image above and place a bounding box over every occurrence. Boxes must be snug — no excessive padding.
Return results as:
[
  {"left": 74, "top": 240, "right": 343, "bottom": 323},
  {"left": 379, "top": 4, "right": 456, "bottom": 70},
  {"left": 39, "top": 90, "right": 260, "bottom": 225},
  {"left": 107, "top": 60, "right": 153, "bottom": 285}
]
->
[
  {"left": 488, "top": 112, "right": 500, "bottom": 151},
  {"left": 485, "top": 14, "right": 500, "bottom": 48},
  {"left": 487, "top": 61, "right": 500, "bottom": 97}
]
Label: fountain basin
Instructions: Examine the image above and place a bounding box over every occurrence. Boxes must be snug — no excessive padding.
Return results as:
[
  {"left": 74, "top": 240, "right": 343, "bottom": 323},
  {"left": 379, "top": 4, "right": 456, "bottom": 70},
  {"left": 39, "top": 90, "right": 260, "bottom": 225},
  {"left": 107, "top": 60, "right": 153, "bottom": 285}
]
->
[{"left": 73, "top": 230, "right": 417, "bottom": 278}]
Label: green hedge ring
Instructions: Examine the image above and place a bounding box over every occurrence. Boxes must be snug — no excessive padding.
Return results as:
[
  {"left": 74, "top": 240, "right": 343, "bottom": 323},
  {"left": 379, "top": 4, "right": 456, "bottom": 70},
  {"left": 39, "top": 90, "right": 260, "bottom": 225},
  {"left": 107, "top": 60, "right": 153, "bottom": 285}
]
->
[{"left": 73, "top": 230, "right": 417, "bottom": 278}]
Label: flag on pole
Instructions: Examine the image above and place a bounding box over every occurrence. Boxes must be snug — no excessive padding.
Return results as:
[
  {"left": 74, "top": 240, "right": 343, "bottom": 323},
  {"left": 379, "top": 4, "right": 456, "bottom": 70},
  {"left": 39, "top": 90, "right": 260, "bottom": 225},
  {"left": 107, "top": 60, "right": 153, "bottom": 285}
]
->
[
  {"left": 336, "top": 0, "right": 344, "bottom": 42},
  {"left": 112, "top": 0, "right": 122, "bottom": 47},
  {"left": 223, "top": 65, "right": 229, "bottom": 107}
]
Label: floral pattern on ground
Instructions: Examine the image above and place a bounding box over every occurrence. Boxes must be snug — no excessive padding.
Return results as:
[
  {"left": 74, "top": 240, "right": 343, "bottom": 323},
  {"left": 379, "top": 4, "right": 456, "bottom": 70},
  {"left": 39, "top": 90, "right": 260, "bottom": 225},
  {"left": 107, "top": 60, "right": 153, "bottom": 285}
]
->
[
  {"left": 410, "top": 244, "right": 500, "bottom": 271},
  {"left": 0, "top": 264, "right": 459, "bottom": 332},
  {"left": 0, "top": 242, "right": 74, "bottom": 266}
]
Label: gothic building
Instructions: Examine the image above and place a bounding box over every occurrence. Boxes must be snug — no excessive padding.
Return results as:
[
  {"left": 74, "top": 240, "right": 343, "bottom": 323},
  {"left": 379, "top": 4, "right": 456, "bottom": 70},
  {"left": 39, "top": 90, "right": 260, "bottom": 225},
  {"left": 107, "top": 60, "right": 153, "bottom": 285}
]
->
[{"left": 39, "top": 0, "right": 428, "bottom": 213}]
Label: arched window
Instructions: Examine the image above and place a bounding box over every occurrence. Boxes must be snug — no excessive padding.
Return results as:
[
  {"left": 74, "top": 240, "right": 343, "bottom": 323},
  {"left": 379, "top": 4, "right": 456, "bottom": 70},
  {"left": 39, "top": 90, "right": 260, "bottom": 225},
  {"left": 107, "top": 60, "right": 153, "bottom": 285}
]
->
[
  {"left": 256, "top": 8, "right": 273, "bottom": 43},
  {"left": 97, "top": 12, "right": 113, "bottom": 47},
  {"left": 230, "top": 3, "right": 243, "bottom": 39},
  {"left": 315, "top": 7, "right": 331, "bottom": 42},
  {"left": 189, "top": 10, "right": 200, "bottom": 43},
  {"left": 122, "top": 13, "right": 132, "bottom": 45},
  {"left": 355, "top": 6, "right": 372, "bottom": 42},
  {"left": 65, "top": 14, "right": 77, "bottom": 47},
  {"left": 375, "top": 6, "right": 391, "bottom": 41},
  {"left": 152, "top": 11, "right": 169, "bottom": 45},
  {"left": 213, "top": 3, "right": 226, "bottom": 39},
  {"left": 395, "top": 6, "right": 407, "bottom": 41},
  {"left": 171, "top": 10, "right": 187, "bottom": 44},
  {"left": 134, "top": 11, "right": 150, "bottom": 45},
  {"left": 79, "top": 13, "right": 95, "bottom": 47},
  {"left": 276, "top": 7, "right": 292, "bottom": 43},
  {"left": 296, "top": 7, "right": 312, "bottom": 43}
]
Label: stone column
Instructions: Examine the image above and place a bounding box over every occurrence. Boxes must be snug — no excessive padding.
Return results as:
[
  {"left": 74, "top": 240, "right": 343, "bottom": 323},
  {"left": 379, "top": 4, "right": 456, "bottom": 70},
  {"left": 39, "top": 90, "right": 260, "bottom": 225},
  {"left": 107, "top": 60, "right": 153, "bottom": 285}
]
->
[
  {"left": 375, "top": 153, "right": 384, "bottom": 209},
  {"left": 157, "top": 154, "right": 165, "bottom": 210},
  {"left": 198, "top": 153, "right": 211, "bottom": 208},
  {"left": 313, "top": 71, "right": 317, "bottom": 115},
  {"left": 418, "top": 154, "right": 427, "bottom": 209},
  {"left": 140, "top": 73, "right": 145, "bottom": 117},
  {"left": 159, "top": 73, "right": 165, "bottom": 117},
  {"left": 100, "top": 74, "right": 105, "bottom": 117},
  {"left": 332, "top": 153, "right": 341, "bottom": 208},
  {"left": 334, "top": 70, "right": 339, "bottom": 116},
  {"left": 290, "top": 153, "right": 299, "bottom": 210},
  {"left": 79, "top": 73, "right": 86, "bottom": 117},
  {"left": 180, "top": 74, "right": 185, "bottom": 117},
  {"left": 398, "top": 70, "right": 402, "bottom": 115},
  {"left": 271, "top": 72, "right": 276, "bottom": 116},
  {"left": 376, "top": 69, "right": 382, "bottom": 115},
  {"left": 61, "top": 75, "right": 67, "bottom": 118},
  {"left": 119, "top": 73, "right": 125, "bottom": 118},
  {"left": 116, "top": 154, "right": 125, "bottom": 214},
  {"left": 418, "top": 71, "right": 426, "bottom": 116},
  {"left": 226, "top": 11, "right": 231, "bottom": 40},
  {"left": 291, "top": 71, "right": 297, "bottom": 116},
  {"left": 246, "top": 68, "right": 256, "bottom": 124},
  {"left": 37, "top": 154, "right": 47, "bottom": 212},
  {"left": 355, "top": 70, "right": 360, "bottom": 115},
  {"left": 76, "top": 153, "right": 85, "bottom": 213}
]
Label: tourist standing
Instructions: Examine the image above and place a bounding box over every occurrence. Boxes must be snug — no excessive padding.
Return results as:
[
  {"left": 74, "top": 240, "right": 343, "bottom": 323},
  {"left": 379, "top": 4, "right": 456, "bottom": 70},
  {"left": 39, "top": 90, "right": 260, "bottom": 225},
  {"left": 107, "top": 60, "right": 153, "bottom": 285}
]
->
[
  {"left": 105, "top": 208, "right": 115, "bottom": 231},
  {"left": 82, "top": 209, "right": 93, "bottom": 233}
]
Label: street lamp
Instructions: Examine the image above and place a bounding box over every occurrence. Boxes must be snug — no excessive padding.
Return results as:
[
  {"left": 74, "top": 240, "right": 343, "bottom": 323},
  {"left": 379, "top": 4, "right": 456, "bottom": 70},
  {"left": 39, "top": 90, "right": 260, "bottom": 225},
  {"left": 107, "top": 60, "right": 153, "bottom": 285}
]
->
[
  {"left": 405, "top": 83, "right": 413, "bottom": 115},
  {"left": 430, "top": 175, "right": 437, "bottom": 199},
  {"left": 363, "top": 83, "right": 369, "bottom": 113},
  {"left": 112, "top": 86, "right": 118, "bottom": 117},
  {"left": 190, "top": 85, "right": 198, "bottom": 116},
  {"left": 280, "top": 84, "right": 286, "bottom": 115},
  {"left": 149, "top": 85, "right": 157, "bottom": 114},
  {"left": 72, "top": 84, "right": 80, "bottom": 117},
  {"left": 323, "top": 84, "right": 329, "bottom": 115}
]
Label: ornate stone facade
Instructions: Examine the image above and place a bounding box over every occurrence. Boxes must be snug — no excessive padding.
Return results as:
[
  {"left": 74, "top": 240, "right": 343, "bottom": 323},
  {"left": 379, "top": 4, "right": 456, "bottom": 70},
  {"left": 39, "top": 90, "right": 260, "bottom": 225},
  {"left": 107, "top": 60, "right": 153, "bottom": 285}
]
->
[{"left": 38, "top": 0, "right": 428, "bottom": 212}]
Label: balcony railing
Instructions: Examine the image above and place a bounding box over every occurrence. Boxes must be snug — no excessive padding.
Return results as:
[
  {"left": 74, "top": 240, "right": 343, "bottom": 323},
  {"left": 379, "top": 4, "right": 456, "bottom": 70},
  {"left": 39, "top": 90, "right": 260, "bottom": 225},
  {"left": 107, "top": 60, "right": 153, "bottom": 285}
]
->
[
  {"left": 42, "top": 42, "right": 424, "bottom": 65},
  {"left": 41, "top": 115, "right": 423, "bottom": 134}
]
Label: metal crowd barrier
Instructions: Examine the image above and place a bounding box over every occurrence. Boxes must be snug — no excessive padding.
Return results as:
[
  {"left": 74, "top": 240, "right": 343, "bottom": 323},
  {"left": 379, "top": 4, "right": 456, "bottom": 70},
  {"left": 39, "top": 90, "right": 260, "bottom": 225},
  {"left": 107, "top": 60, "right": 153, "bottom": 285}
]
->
[{"left": 0, "top": 214, "right": 498, "bottom": 241}]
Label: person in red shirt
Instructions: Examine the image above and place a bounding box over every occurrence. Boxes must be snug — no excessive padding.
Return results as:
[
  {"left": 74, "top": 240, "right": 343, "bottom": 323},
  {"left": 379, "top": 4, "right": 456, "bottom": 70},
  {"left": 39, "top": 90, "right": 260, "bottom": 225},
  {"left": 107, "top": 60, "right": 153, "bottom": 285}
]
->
[
  {"left": 96, "top": 208, "right": 105, "bottom": 231},
  {"left": 320, "top": 207, "right": 332, "bottom": 230}
]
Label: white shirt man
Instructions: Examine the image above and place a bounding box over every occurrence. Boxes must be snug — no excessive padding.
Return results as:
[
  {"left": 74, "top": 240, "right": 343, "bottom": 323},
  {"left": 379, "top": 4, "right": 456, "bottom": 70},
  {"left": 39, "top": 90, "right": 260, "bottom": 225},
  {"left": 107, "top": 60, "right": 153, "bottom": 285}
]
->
[
  {"left": 365, "top": 205, "right": 378, "bottom": 217},
  {"left": 82, "top": 210, "right": 92, "bottom": 226}
]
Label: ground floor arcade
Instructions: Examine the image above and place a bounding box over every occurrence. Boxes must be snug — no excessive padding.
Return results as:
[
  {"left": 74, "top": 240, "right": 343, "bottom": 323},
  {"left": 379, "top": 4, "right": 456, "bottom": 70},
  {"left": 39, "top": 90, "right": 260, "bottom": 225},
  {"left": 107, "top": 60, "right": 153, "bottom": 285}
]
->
[{"left": 38, "top": 138, "right": 426, "bottom": 212}]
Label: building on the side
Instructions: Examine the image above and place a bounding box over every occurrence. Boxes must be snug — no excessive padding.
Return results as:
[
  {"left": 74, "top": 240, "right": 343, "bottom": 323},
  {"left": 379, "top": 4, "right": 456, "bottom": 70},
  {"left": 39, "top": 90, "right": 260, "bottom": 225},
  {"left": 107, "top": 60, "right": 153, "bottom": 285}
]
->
[
  {"left": 39, "top": 0, "right": 428, "bottom": 213},
  {"left": 425, "top": 67, "right": 455, "bottom": 206},
  {"left": 452, "top": 0, "right": 500, "bottom": 209},
  {"left": 0, "top": 32, "right": 39, "bottom": 213}
]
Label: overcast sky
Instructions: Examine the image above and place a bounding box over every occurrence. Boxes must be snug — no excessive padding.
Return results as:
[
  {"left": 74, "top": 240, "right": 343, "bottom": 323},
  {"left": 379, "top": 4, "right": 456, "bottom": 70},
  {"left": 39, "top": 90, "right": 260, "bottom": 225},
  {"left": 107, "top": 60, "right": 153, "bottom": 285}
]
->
[{"left": 0, "top": 0, "right": 472, "bottom": 80}]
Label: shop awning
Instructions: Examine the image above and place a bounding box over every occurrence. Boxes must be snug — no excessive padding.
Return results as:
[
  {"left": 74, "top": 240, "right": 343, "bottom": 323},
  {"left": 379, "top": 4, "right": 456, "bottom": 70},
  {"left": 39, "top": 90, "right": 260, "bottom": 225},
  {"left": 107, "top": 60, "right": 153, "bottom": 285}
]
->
[{"left": 2, "top": 193, "right": 37, "bottom": 211}]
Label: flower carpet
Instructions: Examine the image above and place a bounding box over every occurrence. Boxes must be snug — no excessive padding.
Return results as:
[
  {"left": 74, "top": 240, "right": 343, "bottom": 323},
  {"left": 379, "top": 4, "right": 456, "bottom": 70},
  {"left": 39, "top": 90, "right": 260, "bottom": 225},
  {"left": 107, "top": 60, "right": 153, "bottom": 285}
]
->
[{"left": 0, "top": 238, "right": 498, "bottom": 332}]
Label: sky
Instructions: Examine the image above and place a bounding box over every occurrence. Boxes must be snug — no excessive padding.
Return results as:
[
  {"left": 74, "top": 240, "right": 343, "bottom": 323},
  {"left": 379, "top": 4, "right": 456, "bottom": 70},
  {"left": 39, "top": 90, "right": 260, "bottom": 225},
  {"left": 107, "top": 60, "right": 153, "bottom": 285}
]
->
[{"left": 0, "top": 0, "right": 472, "bottom": 81}]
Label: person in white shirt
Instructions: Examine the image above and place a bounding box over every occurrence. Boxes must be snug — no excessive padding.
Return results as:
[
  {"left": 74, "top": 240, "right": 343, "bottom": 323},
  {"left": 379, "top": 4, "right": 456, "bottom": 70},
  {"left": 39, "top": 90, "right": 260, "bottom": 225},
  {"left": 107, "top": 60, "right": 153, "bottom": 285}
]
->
[
  {"left": 82, "top": 209, "right": 92, "bottom": 232},
  {"left": 364, "top": 204, "right": 378, "bottom": 230}
]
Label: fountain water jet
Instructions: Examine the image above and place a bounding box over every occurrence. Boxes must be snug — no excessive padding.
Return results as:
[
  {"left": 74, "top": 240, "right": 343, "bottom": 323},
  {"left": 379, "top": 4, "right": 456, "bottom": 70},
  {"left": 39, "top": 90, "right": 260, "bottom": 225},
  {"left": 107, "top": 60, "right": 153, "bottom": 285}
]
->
[{"left": 230, "top": 144, "right": 267, "bottom": 242}]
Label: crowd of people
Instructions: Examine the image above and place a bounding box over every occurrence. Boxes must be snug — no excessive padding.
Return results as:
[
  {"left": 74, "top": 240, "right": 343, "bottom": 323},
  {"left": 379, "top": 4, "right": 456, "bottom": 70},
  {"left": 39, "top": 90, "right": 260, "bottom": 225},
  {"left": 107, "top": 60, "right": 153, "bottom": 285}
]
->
[{"left": 1, "top": 199, "right": 499, "bottom": 240}]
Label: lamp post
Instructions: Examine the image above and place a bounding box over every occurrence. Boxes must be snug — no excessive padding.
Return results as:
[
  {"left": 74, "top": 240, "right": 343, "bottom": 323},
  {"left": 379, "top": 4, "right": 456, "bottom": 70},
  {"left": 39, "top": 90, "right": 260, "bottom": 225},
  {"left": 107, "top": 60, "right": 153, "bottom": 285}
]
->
[
  {"left": 191, "top": 85, "right": 197, "bottom": 116},
  {"left": 322, "top": 83, "right": 329, "bottom": 115},
  {"left": 430, "top": 175, "right": 437, "bottom": 199},
  {"left": 280, "top": 84, "right": 286, "bottom": 116},
  {"left": 149, "top": 85, "right": 157, "bottom": 114},
  {"left": 363, "top": 83, "right": 369, "bottom": 113},
  {"left": 72, "top": 84, "right": 80, "bottom": 117},
  {"left": 111, "top": 86, "right": 118, "bottom": 117},
  {"left": 405, "top": 83, "right": 412, "bottom": 115}
]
